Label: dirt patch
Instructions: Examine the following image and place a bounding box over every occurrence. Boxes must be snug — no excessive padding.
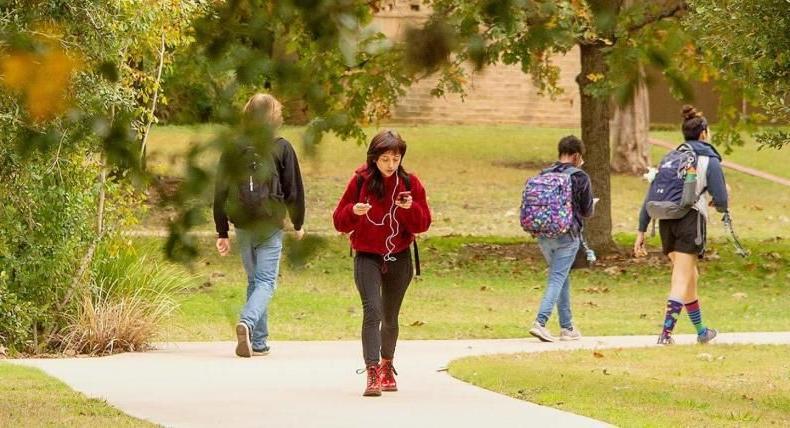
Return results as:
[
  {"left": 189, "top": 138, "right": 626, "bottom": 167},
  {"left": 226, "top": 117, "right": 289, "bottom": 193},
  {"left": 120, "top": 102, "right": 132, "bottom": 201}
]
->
[
  {"left": 147, "top": 175, "right": 184, "bottom": 205},
  {"left": 459, "top": 242, "right": 671, "bottom": 269},
  {"left": 491, "top": 160, "right": 553, "bottom": 170}
]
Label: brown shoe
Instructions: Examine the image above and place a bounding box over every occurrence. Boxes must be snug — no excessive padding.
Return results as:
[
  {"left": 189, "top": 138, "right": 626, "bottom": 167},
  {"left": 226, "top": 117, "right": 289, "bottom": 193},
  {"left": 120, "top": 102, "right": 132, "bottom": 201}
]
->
[
  {"left": 235, "top": 323, "right": 252, "bottom": 358},
  {"left": 362, "top": 364, "right": 381, "bottom": 397}
]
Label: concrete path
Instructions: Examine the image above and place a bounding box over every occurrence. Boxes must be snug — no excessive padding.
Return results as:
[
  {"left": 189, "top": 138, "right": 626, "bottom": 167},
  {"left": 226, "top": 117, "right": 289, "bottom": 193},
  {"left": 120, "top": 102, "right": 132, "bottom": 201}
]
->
[{"left": 12, "top": 332, "right": 790, "bottom": 428}]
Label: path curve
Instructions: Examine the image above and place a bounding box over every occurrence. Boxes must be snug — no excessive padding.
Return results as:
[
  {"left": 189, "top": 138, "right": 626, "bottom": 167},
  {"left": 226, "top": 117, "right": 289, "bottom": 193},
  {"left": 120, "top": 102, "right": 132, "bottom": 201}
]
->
[{"left": 11, "top": 332, "right": 790, "bottom": 428}]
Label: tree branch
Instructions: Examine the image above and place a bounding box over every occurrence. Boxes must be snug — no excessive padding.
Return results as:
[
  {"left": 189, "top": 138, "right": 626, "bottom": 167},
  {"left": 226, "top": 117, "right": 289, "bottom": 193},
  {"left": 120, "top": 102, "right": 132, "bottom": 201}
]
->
[{"left": 626, "top": 1, "right": 687, "bottom": 34}]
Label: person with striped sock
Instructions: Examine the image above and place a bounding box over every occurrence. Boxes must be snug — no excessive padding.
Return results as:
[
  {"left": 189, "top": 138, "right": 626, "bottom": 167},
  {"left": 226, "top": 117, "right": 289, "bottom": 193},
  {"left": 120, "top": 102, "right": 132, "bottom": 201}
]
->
[{"left": 635, "top": 105, "right": 724, "bottom": 345}]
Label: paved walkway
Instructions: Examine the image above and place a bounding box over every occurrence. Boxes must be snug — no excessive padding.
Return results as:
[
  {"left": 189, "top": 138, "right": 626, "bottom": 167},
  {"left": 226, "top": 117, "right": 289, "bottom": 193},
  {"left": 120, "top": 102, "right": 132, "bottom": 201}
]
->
[{"left": 12, "top": 332, "right": 790, "bottom": 428}]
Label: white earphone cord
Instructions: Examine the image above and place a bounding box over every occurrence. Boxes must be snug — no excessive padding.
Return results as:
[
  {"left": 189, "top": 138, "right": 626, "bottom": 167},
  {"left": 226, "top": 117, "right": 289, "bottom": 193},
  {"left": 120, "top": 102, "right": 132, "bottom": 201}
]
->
[{"left": 364, "top": 174, "right": 402, "bottom": 262}]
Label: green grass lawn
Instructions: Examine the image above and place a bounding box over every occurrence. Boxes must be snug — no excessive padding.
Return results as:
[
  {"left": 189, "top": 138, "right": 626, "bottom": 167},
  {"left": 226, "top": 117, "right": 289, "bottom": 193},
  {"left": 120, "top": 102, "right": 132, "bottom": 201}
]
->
[
  {"left": 143, "top": 123, "right": 789, "bottom": 343},
  {"left": 151, "top": 233, "right": 789, "bottom": 342},
  {"left": 144, "top": 124, "right": 790, "bottom": 240},
  {"left": 0, "top": 363, "right": 154, "bottom": 427},
  {"left": 449, "top": 344, "right": 790, "bottom": 427}
]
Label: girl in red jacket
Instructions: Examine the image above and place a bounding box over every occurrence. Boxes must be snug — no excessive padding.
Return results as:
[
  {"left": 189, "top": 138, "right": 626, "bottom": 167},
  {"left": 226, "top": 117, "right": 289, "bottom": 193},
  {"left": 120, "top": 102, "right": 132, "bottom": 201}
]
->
[{"left": 333, "top": 130, "right": 431, "bottom": 397}]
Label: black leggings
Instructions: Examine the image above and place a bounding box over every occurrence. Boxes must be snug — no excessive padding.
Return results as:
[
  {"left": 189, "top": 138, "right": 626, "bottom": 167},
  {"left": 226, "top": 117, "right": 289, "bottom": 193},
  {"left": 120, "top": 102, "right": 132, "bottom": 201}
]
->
[{"left": 354, "top": 249, "right": 413, "bottom": 366}]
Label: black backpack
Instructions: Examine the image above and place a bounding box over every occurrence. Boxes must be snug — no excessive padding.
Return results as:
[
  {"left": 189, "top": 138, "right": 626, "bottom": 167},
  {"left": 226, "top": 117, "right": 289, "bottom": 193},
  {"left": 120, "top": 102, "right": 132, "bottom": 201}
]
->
[
  {"left": 645, "top": 143, "right": 699, "bottom": 220},
  {"left": 226, "top": 141, "right": 282, "bottom": 225},
  {"left": 353, "top": 173, "right": 421, "bottom": 276}
]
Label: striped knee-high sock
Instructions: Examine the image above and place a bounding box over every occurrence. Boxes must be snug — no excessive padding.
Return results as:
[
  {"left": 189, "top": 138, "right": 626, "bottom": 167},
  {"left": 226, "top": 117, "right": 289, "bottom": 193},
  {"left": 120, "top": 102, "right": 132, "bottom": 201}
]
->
[
  {"left": 685, "top": 300, "right": 707, "bottom": 335},
  {"left": 661, "top": 298, "right": 684, "bottom": 339}
]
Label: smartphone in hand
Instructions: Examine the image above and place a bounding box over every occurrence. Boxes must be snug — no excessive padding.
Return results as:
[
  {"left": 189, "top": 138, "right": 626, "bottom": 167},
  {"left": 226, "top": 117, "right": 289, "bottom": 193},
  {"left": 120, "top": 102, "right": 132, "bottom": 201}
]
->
[{"left": 396, "top": 191, "right": 411, "bottom": 204}]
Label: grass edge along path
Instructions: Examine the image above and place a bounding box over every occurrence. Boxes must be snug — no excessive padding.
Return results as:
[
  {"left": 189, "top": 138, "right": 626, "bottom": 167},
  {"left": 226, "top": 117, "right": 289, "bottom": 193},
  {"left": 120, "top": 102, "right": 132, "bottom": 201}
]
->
[
  {"left": 0, "top": 363, "right": 155, "bottom": 427},
  {"left": 449, "top": 344, "right": 790, "bottom": 427}
]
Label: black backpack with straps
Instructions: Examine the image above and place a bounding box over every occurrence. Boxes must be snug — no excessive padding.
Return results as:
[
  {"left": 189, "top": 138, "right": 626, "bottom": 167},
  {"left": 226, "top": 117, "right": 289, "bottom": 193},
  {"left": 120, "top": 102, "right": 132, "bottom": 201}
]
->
[{"left": 352, "top": 173, "right": 421, "bottom": 276}]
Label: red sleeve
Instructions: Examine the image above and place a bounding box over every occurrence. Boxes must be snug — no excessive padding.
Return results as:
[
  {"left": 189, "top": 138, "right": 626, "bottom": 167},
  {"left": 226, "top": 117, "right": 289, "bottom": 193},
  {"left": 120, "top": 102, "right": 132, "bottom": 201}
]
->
[
  {"left": 396, "top": 174, "right": 431, "bottom": 234},
  {"left": 333, "top": 175, "right": 360, "bottom": 233}
]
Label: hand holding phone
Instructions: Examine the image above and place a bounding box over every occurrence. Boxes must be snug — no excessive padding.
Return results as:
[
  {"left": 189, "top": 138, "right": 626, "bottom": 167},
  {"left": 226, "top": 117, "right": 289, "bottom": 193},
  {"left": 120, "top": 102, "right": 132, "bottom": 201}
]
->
[
  {"left": 396, "top": 191, "right": 412, "bottom": 203},
  {"left": 353, "top": 202, "right": 372, "bottom": 216},
  {"left": 395, "top": 191, "right": 412, "bottom": 208}
]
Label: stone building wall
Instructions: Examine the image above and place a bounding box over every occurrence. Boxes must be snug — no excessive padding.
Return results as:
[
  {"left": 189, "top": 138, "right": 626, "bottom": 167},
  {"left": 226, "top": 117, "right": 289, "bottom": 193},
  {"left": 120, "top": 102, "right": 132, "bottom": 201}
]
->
[{"left": 372, "top": 1, "right": 582, "bottom": 127}]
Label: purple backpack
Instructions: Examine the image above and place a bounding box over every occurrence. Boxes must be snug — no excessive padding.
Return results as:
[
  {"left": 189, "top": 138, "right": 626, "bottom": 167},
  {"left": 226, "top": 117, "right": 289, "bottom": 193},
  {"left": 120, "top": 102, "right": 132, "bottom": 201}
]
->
[{"left": 520, "top": 166, "right": 580, "bottom": 238}]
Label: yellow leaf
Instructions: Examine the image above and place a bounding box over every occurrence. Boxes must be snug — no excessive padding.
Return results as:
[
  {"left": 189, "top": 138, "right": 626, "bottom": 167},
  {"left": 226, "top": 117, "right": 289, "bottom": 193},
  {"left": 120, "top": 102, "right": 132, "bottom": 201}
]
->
[{"left": 0, "top": 35, "right": 82, "bottom": 122}]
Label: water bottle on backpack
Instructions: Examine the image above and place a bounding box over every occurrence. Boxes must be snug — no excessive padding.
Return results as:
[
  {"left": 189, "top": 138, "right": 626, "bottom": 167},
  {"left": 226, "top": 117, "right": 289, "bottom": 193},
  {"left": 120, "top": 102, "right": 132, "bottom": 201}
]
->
[{"left": 645, "top": 143, "right": 700, "bottom": 220}]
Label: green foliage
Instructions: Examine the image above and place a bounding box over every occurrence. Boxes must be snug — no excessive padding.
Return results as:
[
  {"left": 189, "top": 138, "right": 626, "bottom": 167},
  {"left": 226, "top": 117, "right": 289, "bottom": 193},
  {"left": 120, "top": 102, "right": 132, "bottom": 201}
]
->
[
  {"left": 0, "top": 271, "right": 34, "bottom": 352},
  {"left": 60, "top": 239, "right": 193, "bottom": 355},
  {"left": 0, "top": 1, "right": 188, "bottom": 353},
  {"left": 686, "top": 0, "right": 790, "bottom": 149}
]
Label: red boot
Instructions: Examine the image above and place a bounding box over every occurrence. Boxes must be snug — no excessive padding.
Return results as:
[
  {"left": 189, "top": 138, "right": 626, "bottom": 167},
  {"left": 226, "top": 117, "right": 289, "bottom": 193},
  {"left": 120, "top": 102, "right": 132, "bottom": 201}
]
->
[
  {"left": 362, "top": 364, "right": 381, "bottom": 397},
  {"left": 379, "top": 358, "right": 398, "bottom": 392}
]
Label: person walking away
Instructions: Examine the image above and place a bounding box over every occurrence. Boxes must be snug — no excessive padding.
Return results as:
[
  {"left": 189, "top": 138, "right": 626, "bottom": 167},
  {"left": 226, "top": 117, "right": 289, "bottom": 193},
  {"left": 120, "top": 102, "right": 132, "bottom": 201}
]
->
[
  {"left": 213, "top": 93, "right": 306, "bottom": 357},
  {"left": 634, "top": 105, "right": 728, "bottom": 345},
  {"left": 520, "top": 135, "right": 594, "bottom": 342}
]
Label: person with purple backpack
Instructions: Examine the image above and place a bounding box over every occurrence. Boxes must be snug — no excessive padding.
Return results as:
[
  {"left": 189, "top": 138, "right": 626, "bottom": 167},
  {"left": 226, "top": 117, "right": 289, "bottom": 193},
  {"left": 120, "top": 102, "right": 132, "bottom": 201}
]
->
[{"left": 520, "top": 136, "right": 595, "bottom": 342}]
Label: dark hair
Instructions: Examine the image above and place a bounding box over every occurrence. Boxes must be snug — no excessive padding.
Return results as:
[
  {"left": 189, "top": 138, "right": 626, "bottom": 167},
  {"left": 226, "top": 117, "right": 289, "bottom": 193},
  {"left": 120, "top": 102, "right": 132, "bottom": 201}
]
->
[
  {"left": 558, "top": 135, "right": 584, "bottom": 157},
  {"left": 681, "top": 105, "right": 708, "bottom": 141},
  {"left": 365, "top": 130, "right": 408, "bottom": 199}
]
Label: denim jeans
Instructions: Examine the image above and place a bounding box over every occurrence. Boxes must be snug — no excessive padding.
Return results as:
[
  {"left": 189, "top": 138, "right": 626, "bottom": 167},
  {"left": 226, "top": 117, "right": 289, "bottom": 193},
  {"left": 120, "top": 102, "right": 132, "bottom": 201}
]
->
[
  {"left": 236, "top": 228, "right": 283, "bottom": 350},
  {"left": 535, "top": 233, "right": 580, "bottom": 329}
]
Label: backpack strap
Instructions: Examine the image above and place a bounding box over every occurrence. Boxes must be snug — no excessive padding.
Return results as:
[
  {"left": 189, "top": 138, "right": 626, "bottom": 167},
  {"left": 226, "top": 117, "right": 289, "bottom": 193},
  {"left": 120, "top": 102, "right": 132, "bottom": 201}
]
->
[{"left": 401, "top": 173, "right": 419, "bottom": 276}]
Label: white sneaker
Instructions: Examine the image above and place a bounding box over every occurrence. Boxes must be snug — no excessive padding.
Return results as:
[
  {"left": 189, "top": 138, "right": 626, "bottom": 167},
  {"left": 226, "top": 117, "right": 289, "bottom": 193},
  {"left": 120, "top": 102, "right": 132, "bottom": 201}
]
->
[
  {"left": 559, "top": 327, "right": 582, "bottom": 341},
  {"left": 235, "top": 322, "right": 252, "bottom": 358},
  {"left": 528, "top": 322, "right": 556, "bottom": 342}
]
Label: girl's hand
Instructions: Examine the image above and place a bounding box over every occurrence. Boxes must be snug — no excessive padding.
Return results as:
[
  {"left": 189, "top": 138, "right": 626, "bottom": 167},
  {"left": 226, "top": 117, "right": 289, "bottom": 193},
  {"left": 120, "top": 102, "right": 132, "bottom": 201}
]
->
[
  {"left": 353, "top": 203, "right": 372, "bottom": 216},
  {"left": 395, "top": 195, "right": 413, "bottom": 209},
  {"left": 633, "top": 232, "right": 647, "bottom": 258}
]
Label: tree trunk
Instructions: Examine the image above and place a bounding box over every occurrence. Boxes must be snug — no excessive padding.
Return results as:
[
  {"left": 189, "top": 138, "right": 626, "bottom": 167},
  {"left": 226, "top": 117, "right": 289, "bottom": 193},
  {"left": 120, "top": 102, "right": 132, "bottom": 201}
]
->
[
  {"left": 611, "top": 66, "right": 651, "bottom": 174},
  {"left": 578, "top": 42, "right": 617, "bottom": 252}
]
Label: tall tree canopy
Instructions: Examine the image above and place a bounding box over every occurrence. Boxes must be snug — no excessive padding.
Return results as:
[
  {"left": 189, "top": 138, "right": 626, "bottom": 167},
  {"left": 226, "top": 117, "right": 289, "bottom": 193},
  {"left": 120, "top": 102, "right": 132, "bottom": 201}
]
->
[
  {"left": 685, "top": 0, "right": 790, "bottom": 149},
  {"left": 413, "top": 0, "right": 693, "bottom": 250}
]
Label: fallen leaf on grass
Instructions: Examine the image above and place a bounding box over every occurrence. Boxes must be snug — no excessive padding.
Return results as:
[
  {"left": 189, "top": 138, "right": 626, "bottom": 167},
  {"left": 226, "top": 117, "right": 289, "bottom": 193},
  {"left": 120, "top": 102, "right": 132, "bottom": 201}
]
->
[
  {"left": 410, "top": 320, "right": 426, "bottom": 326},
  {"left": 602, "top": 368, "right": 611, "bottom": 375},
  {"left": 639, "top": 313, "right": 647, "bottom": 319},
  {"left": 584, "top": 301, "right": 599, "bottom": 308},
  {"left": 742, "top": 394, "right": 754, "bottom": 401},
  {"left": 603, "top": 266, "right": 621, "bottom": 276},
  {"left": 732, "top": 292, "right": 748, "bottom": 300},
  {"left": 593, "top": 351, "right": 605, "bottom": 358},
  {"left": 483, "top": 324, "right": 491, "bottom": 330},
  {"left": 697, "top": 352, "right": 714, "bottom": 362}
]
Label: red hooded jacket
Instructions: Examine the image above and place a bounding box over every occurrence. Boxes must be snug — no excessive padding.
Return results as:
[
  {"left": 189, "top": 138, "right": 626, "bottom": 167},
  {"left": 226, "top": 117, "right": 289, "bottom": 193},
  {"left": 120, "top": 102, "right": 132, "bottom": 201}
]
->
[{"left": 333, "top": 166, "right": 431, "bottom": 255}]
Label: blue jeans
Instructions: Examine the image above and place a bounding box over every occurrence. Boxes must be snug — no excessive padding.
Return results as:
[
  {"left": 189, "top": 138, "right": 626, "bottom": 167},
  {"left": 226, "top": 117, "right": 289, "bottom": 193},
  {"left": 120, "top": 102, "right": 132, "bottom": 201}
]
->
[
  {"left": 535, "top": 234, "right": 580, "bottom": 329},
  {"left": 236, "top": 228, "right": 283, "bottom": 350}
]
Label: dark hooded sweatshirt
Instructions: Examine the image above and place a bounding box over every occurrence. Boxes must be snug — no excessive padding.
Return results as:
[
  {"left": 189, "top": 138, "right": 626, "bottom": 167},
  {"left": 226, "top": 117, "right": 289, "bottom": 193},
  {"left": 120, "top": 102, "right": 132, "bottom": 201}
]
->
[{"left": 213, "top": 137, "right": 305, "bottom": 238}]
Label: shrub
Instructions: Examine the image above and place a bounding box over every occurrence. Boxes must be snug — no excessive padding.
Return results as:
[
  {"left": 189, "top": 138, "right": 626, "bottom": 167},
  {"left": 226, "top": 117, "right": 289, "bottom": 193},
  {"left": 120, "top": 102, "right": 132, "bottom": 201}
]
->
[{"left": 60, "top": 241, "right": 193, "bottom": 355}]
